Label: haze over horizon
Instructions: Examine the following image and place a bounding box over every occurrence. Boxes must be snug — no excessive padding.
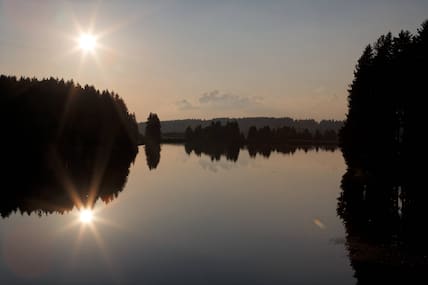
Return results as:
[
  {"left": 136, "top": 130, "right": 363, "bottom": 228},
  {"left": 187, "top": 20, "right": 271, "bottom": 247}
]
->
[{"left": 1, "top": 0, "right": 427, "bottom": 122}]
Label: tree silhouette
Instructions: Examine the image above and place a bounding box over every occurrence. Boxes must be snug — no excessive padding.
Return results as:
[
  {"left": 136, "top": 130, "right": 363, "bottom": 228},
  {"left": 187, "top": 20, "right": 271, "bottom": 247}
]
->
[
  {"left": 338, "top": 20, "right": 428, "bottom": 284},
  {"left": 183, "top": 120, "right": 338, "bottom": 160},
  {"left": 246, "top": 125, "right": 337, "bottom": 145},
  {"left": 0, "top": 75, "right": 139, "bottom": 154},
  {"left": 145, "top": 143, "right": 161, "bottom": 170},
  {"left": 145, "top": 113, "right": 161, "bottom": 144},
  {"left": 184, "top": 121, "right": 244, "bottom": 161},
  {"left": 340, "top": 20, "right": 427, "bottom": 175}
]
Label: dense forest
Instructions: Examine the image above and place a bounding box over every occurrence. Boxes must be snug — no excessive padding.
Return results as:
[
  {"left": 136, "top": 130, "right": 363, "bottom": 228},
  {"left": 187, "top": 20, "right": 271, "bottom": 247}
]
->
[
  {"left": 338, "top": 20, "right": 428, "bottom": 282},
  {"left": 339, "top": 21, "right": 426, "bottom": 175},
  {"left": 0, "top": 75, "right": 139, "bottom": 217},
  {"left": 0, "top": 75, "right": 139, "bottom": 153}
]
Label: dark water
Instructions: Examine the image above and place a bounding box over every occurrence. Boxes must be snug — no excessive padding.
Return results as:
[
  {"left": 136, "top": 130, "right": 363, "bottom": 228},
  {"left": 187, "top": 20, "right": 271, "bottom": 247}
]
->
[{"left": 0, "top": 145, "right": 355, "bottom": 284}]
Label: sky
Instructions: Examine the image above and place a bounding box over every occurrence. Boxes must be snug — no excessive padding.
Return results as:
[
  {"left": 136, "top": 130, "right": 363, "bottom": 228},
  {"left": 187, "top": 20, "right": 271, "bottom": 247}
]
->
[{"left": 1, "top": 0, "right": 427, "bottom": 122}]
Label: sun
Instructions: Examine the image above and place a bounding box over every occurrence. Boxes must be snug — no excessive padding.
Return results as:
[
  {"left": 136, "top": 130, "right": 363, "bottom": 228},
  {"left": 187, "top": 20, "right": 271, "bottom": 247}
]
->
[
  {"left": 79, "top": 209, "right": 94, "bottom": 223},
  {"left": 79, "top": 33, "right": 97, "bottom": 52}
]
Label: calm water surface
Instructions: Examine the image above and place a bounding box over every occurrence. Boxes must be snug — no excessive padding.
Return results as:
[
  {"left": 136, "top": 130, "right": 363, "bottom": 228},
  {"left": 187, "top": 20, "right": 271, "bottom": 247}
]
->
[{"left": 0, "top": 145, "right": 355, "bottom": 284}]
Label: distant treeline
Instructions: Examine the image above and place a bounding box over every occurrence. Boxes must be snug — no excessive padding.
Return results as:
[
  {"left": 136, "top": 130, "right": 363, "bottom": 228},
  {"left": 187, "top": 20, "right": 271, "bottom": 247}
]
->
[
  {"left": 184, "top": 121, "right": 338, "bottom": 145},
  {"left": 247, "top": 125, "right": 337, "bottom": 144},
  {"left": 182, "top": 121, "right": 338, "bottom": 161},
  {"left": 185, "top": 121, "right": 245, "bottom": 145},
  {"left": 139, "top": 117, "right": 343, "bottom": 136},
  {"left": 0, "top": 75, "right": 139, "bottom": 153}
]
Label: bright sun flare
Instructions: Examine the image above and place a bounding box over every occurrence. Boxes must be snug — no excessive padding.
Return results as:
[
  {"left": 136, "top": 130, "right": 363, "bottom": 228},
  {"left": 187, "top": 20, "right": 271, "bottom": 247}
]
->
[
  {"left": 79, "top": 34, "right": 97, "bottom": 52},
  {"left": 79, "top": 209, "right": 94, "bottom": 223}
]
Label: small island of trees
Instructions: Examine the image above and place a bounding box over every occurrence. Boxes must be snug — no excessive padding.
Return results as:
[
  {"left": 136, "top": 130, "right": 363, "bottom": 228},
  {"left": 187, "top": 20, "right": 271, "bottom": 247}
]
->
[
  {"left": 144, "top": 113, "right": 162, "bottom": 170},
  {"left": 182, "top": 120, "right": 338, "bottom": 161}
]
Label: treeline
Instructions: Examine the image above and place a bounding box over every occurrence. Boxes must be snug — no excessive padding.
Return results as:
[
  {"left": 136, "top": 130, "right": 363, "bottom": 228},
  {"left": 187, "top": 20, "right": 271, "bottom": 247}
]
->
[
  {"left": 340, "top": 20, "right": 427, "bottom": 174},
  {"left": 184, "top": 121, "right": 338, "bottom": 145},
  {"left": 0, "top": 75, "right": 139, "bottom": 217},
  {"left": 183, "top": 121, "right": 337, "bottom": 161},
  {"left": 139, "top": 117, "right": 343, "bottom": 135},
  {"left": 338, "top": 20, "right": 428, "bottom": 282},
  {"left": 247, "top": 126, "right": 337, "bottom": 144},
  {"left": 0, "top": 75, "right": 139, "bottom": 153},
  {"left": 185, "top": 121, "right": 245, "bottom": 145},
  {"left": 184, "top": 121, "right": 243, "bottom": 162}
]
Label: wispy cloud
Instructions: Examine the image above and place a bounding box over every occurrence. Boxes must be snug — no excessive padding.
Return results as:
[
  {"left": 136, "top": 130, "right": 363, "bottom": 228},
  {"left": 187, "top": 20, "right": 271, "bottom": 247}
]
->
[
  {"left": 176, "top": 90, "right": 262, "bottom": 113},
  {"left": 176, "top": 99, "right": 198, "bottom": 110},
  {"left": 198, "top": 90, "right": 252, "bottom": 108}
]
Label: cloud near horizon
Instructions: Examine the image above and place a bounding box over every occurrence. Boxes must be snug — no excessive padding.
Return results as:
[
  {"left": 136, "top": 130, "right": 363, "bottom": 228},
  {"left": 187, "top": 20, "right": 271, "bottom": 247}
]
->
[
  {"left": 176, "top": 90, "right": 262, "bottom": 112},
  {"left": 199, "top": 90, "right": 253, "bottom": 108},
  {"left": 176, "top": 99, "right": 198, "bottom": 110}
]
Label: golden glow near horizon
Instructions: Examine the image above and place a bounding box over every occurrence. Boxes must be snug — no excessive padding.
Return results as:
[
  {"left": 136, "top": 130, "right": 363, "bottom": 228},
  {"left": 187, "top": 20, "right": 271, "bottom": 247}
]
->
[
  {"left": 1, "top": 2, "right": 426, "bottom": 120},
  {"left": 78, "top": 34, "right": 97, "bottom": 53},
  {"left": 79, "top": 209, "right": 94, "bottom": 223}
]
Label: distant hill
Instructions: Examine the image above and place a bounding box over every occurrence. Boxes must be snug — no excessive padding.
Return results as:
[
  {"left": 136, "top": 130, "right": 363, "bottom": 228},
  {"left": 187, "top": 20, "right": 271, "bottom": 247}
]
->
[{"left": 138, "top": 117, "right": 343, "bottom": 136}]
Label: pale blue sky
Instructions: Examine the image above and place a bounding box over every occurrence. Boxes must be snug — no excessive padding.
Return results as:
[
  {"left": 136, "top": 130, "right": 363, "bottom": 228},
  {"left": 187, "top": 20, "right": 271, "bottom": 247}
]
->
[{"left": 1, "top": 0, "right": 427, "bottom": 121}]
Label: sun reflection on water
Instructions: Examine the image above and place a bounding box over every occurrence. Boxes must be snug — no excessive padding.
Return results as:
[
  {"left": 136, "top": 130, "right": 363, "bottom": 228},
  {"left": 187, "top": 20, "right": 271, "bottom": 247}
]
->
[{"left": 55, "top": 205, "right": 116, "bottom": 271}]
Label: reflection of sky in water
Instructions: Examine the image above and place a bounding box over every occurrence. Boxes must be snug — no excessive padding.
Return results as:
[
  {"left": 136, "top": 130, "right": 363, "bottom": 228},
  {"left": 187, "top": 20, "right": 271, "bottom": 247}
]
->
[
  {"left": 0, "top": 145, "right": 355, "bottom": 285},
  {"left": 198, "top": 158, "right": 237, "bottom": 173}
]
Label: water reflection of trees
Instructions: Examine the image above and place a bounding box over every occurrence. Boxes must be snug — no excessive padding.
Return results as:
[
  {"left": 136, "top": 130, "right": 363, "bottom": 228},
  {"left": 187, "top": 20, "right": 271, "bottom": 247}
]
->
[
  {"left": 247, "top": 144, "right": 336, "bottom": 158},
  {"left": 185, "top": 142, "right": 240, "bottom": 162},
  {"left": 184, "top": 143, "right": 336, "bottom": 161},
  {"left": 0, "top": 145, "right": 137, "bottom": 218},
  {"left": 145, "top": 142, "right": 161, "bottom": 170},
  {"left": 338, "top": 169, "right": 428, "bottom": 283}
]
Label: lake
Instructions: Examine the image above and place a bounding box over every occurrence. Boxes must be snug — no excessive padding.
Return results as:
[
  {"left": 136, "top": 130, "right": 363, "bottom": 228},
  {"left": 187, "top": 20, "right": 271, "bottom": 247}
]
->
[{"left": 0, "top": 144, "right": 356, "bottom": 284}]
